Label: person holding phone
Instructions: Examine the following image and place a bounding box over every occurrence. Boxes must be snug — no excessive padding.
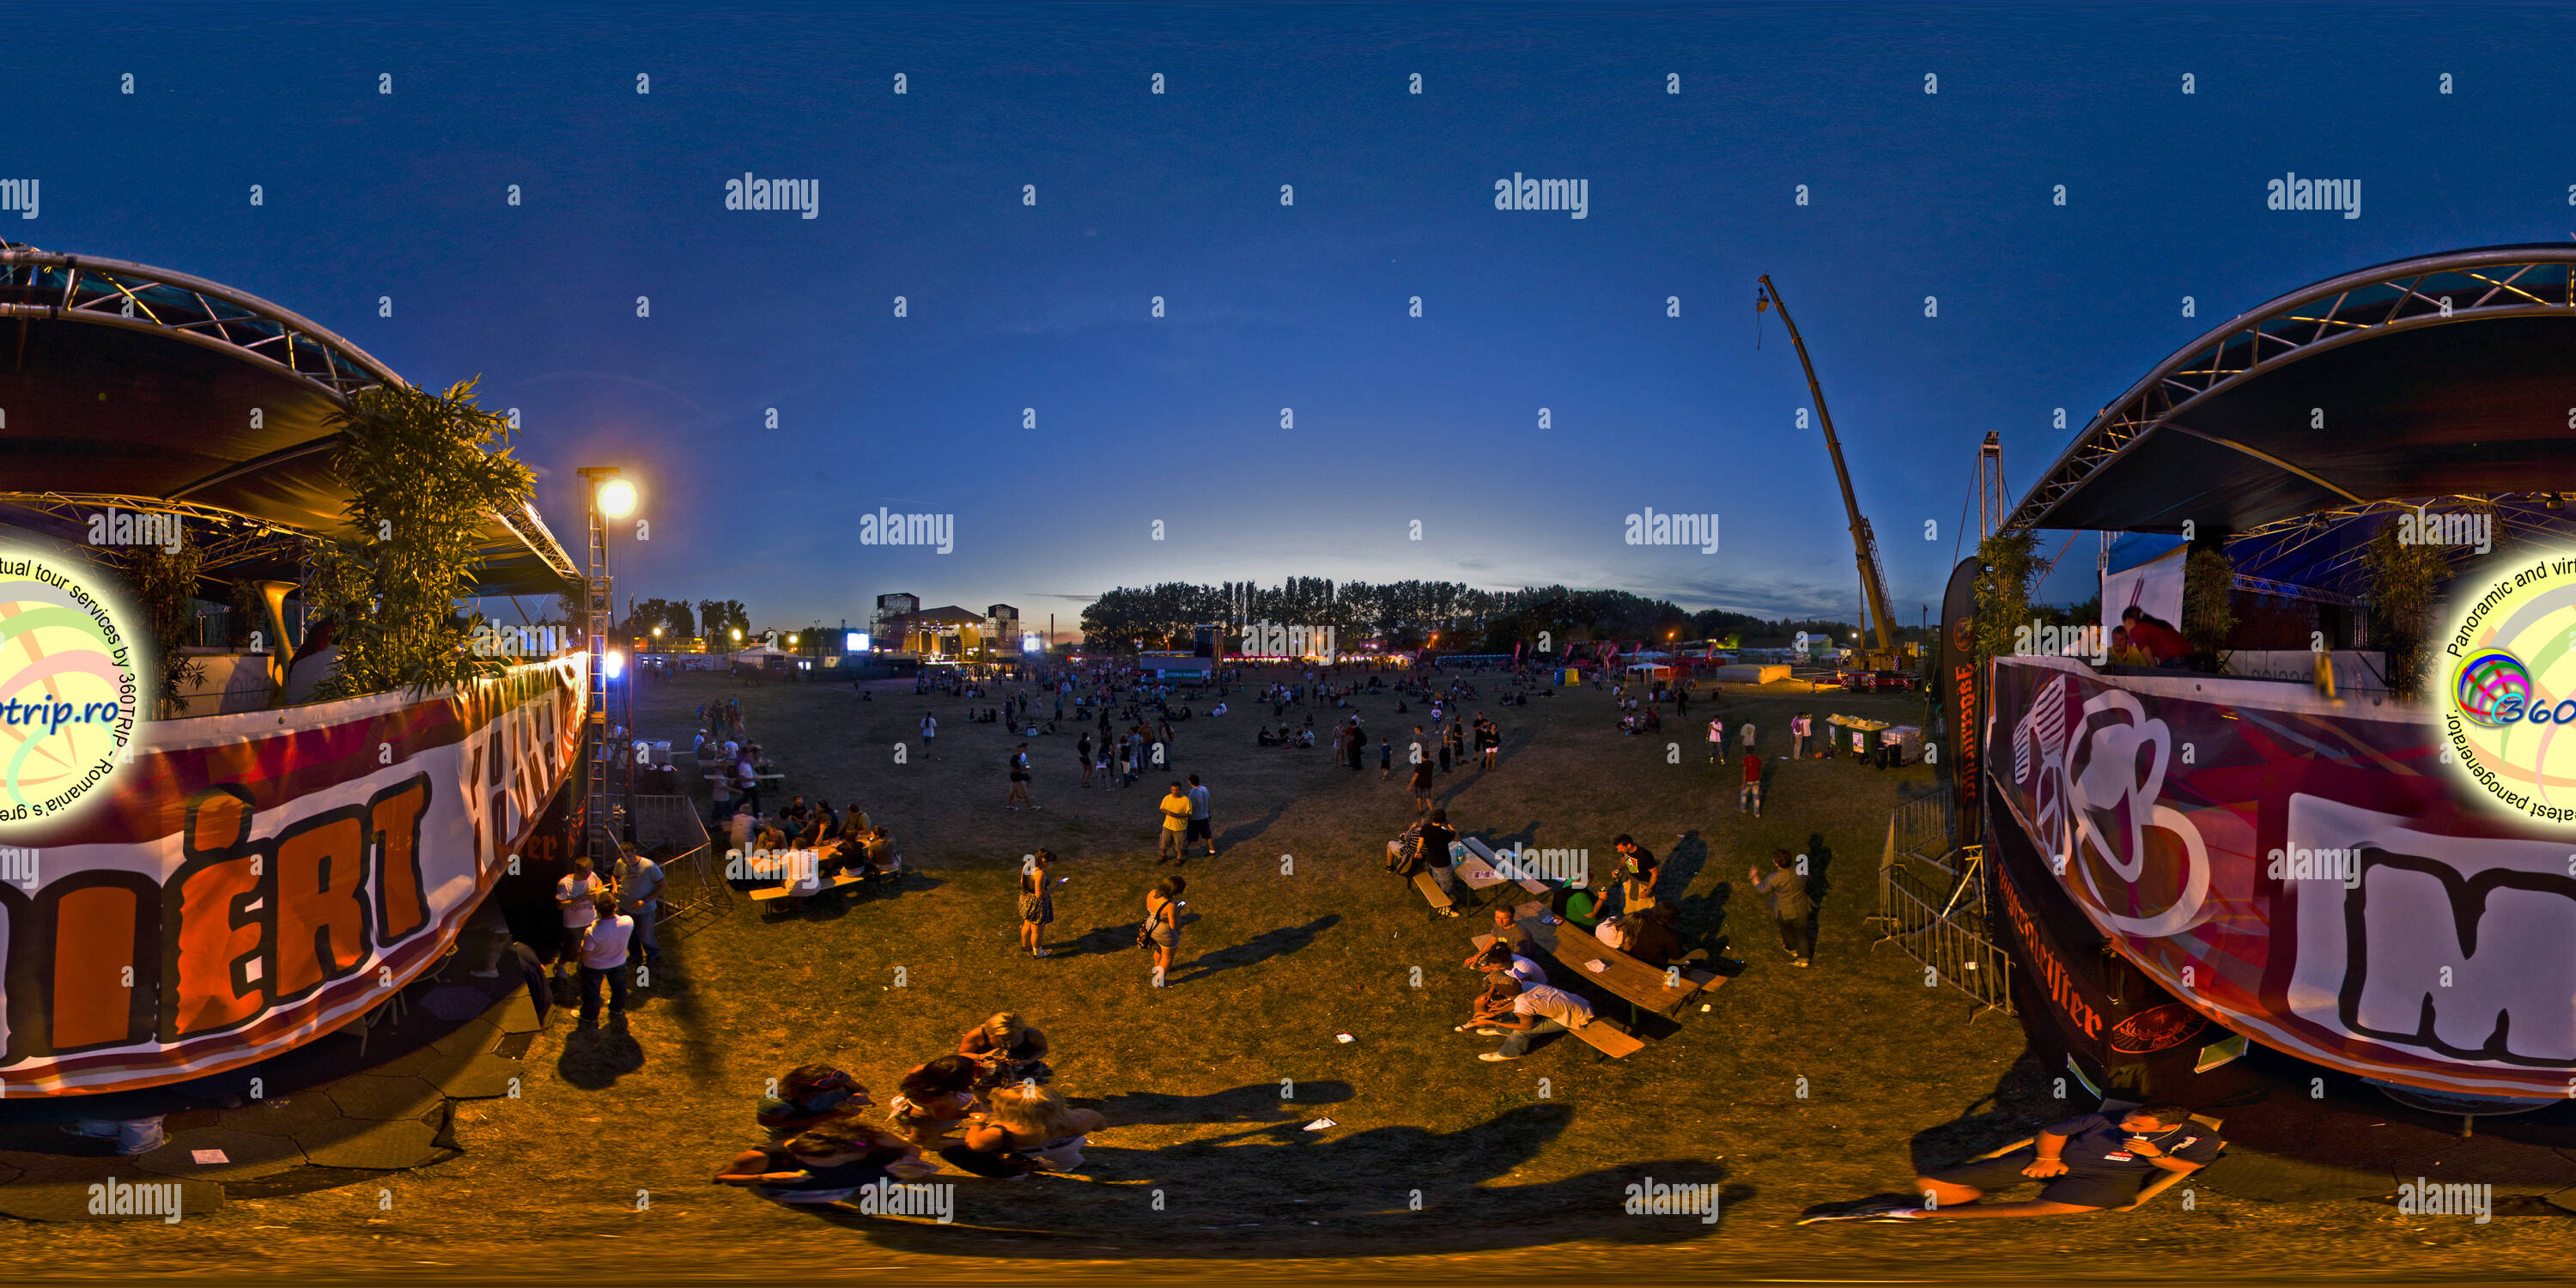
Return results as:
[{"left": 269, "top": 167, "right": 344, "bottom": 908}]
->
[{"left": 1143, "top": 875, "right": 1186, "bottom": 986}]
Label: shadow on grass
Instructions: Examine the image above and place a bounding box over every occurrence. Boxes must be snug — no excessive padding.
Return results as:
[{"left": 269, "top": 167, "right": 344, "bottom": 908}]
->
[
  {"left": 1173, "top": 914, "right": 1340, "bottom": 982},
  {"left": 1212, "top": 797, "right": 1291, "bottom": 854},
  {"left": 1073, "top": 1081, "right": 1355, "bottom": 1126},
  {"left": 556, "top": 1020, "right": 647, "bottom": 1089},
  {"left": 780, "top": 1103, "right": 1739, "bottom": 1255}
]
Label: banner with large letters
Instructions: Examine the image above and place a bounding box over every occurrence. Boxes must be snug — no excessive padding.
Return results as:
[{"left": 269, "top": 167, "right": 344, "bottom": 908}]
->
[
  {"left": 1987, "top": 655, "right": 2576, "bottom": 1098},
  {"left": 0, "top": 656, "right": 584, "bottom": 1095}
]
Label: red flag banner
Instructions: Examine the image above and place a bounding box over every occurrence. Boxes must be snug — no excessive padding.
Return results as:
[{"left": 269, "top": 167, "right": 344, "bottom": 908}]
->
[
  {"left": 1986, "top": 656, "right": 2576, "bottom": 1097},
  {"left": 0, "top": 656, "right": 586, "bottom": 1094}
]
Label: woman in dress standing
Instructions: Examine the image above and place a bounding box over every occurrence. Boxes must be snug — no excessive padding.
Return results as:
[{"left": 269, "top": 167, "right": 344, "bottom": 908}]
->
[{"left": 1018, "top": 849, "right": 1056, "bottom": 957}]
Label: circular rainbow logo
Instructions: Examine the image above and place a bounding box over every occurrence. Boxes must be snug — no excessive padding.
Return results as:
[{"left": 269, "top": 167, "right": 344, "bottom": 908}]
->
[
  {"left": 0, "top": 547, "right": 143, "bottom": 829},
  {"left": 2455, "top": 650, "right": 2532, "bottom": 729}
]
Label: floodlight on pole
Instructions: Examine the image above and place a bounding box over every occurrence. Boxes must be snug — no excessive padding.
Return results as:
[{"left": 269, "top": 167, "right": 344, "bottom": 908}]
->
[
  {"left": 732, "top": 627, "right": 743, "bottom": 642},
  {"left": 595, "top": 477, "right": 638, "bottom": 519}
]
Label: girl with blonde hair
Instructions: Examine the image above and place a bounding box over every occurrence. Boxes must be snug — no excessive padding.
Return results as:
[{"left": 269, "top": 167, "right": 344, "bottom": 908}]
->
[{"left": 943, "top": 1083, "right": 1108, "bottom": 1176}]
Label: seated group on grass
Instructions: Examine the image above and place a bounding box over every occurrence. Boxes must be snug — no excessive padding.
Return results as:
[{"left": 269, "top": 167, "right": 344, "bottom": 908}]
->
[{"left": 718, "top": 1013, "right": 1109, "bottom": 1206}]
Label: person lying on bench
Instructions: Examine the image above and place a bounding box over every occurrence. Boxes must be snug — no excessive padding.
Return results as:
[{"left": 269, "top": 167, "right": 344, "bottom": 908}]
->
[
  {"left": 1469, "top": 976, "right": 1594, "bottom": 1061},
  {"left": 1799, "top": 1104, "right": 2221, "bottom": 1223}
]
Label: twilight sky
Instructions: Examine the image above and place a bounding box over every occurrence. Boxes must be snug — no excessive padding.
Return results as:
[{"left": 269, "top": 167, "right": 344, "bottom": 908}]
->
[{"left": 11, "top": 1, "right": 2571, "bottom": 635}]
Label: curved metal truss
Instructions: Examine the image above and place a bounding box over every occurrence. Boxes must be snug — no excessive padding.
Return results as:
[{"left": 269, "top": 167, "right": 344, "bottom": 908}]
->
[
  {"left": 0, "top": 244, "right": 578, "bottom": 591},
  {"left": 2225, "top": 492, "right": 2576, "bottom": 602},
  {"left": 0, "top": 244, "right": 401, "bottom": 400},
  {"left": 0, "top": 492, "right": 313, "bottom": 574},
  {"left": 2006, "top": 245, "right": 2576, "bottom": 532}
]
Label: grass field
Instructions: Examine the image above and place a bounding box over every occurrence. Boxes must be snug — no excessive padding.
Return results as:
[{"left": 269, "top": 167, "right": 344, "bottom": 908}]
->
[{"left": 15, "top": 665, "right": 2569, "bottom": 1280}]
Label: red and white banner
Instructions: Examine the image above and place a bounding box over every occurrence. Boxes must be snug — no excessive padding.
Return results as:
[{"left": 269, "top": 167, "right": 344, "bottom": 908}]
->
[
  {"left": 1987, "top": 656, "right": 2576, "bottom": 1097},
  {"left": 0, "top": 657, "right": 585, "bottom": 1094}
]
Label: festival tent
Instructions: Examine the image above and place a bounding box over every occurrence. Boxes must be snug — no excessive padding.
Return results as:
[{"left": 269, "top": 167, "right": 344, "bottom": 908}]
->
[
  {"left": 1958, "top": 245, "right": 2576, "bottom": 1109},
  {"left": 0, "top": 246, "right": 580, "bottom": 596},
  {"left": 0, "top": 246, "right": 588, "bottom": 1094}
]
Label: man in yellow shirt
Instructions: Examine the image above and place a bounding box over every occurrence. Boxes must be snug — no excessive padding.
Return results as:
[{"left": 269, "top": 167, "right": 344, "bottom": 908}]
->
[{"left": 1157, "top": 781, "right": 1194, "bottom": 865}]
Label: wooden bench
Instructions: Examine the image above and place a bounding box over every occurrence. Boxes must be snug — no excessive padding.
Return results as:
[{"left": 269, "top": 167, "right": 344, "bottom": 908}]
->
[
  {"left": 1412, "top": 869, "right": 1456, "bottom": 911},
  {"left": 1485, "top": 902, "right": 1719, "bottom": 1018},
  {"left": 751, "top": 873, "right": 866, "bottom": 902},
  {"left": 1566, "top": 1013, "right": 1646, "bottom": 1058},
  {"left": 1467, "top": 930, "right": 1649, "bottom": 1059}
]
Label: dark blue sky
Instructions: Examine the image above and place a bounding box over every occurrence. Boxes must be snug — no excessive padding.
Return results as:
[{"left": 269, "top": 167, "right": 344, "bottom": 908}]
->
[{"left": 11, "top": 2, "right": 2569, "bottom": 635}]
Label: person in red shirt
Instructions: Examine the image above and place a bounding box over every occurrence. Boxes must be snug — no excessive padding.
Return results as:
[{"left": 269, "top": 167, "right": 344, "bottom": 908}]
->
[
  {"left": 2121, "top": 607, "right": 2191, "bottom": 667},
  {"left": 1741, "top": 753, "right": 1764, "bottom": 817}
]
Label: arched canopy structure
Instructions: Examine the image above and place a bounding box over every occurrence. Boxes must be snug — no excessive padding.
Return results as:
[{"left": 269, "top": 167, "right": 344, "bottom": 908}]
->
[
  {"left": 2007, "top": 245, "right": 2576, "bottom": 538},
  {"left": 0, "top": 244, "right": 575, "bottom": 593}
]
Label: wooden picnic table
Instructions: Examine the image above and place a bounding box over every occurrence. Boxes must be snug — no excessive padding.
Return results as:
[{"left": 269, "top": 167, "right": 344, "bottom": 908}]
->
[
  {"left": 1467, "top": 920, "right": 1649, "bottom": 1059},
  {"left": 1485, "top": 900, "right": 1720, "bottom": 1019},
  {"left": 1461, "top": 836, "right": 1554, "bottom": 896}
]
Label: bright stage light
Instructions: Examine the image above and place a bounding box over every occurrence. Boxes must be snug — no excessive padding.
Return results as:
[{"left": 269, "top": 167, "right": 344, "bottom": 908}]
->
[
  {"left": 846, "top": 632, "right": 864, "bottom": 652},
  {"left": 595, "top": 477, "right": 638, "bottom": 519},
  {"left": 604, "top": 649, "right": 626, "bottom": 680},
  {"left": 1022, "top": 633, "right": 1042, "bottom": 653}
]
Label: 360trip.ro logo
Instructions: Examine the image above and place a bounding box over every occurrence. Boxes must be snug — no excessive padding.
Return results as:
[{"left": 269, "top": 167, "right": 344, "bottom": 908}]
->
[
  {"left": 2439, "top": 548, "right": 2576, "bottom": 827},
  {"left": 2455, "top": 651, "right": 2547, "bottom": 727},
  {"left": 0, "top": 547, "right": 143, "bottom": 829}
]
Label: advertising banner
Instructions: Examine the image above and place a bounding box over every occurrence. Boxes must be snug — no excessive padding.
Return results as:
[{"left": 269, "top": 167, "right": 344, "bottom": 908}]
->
[
  {"left": 1987, "top": 655, "right": 2575, "bottom": 1097},
  {"left": 0, "top": 656, "right": 585, "bottom": 1094},
  {"left": 1935, "top": 556, "right": 1984, "bottom": 847}
]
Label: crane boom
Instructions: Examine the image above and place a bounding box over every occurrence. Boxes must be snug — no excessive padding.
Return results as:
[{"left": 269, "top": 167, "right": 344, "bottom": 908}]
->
[{"left": 1759, "top": 274, "right": 1899, "bottom": 661}]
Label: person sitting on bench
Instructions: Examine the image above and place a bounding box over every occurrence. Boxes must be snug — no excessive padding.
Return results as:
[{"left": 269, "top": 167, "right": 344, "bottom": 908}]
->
[
  {"left": 1800, "top": 1104, "right": 2221, "bottom": 1223},
  {"left": 1469, "top": 976, "right": 1594, "bottom": 1061}
]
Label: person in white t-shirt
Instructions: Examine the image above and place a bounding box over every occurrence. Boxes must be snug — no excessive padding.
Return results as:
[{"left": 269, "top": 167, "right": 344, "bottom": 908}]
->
[
  {"left": 553, "top": 857, "right": 603, "bottom": 982},
  {"left": 1473, "top": 977, "right": 1594, "bottom": 1060},
  {"left": 920, "top": 713, "right": 938, "bottom": 760},
  {"left": 576, "top": 890, "right": 635, "bottom": 1028},
  {"left": 1739, "top": 720, "right": 1758, "bottom": 756},
  {"left": 1706, "top": 717, "right": 1726, "bottom": 765}
]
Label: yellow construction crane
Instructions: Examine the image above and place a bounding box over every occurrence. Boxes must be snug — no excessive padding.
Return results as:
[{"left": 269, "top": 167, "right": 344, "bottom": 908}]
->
[{"left": 1758, "top": 274, "right": 1908, "bottom": 686}]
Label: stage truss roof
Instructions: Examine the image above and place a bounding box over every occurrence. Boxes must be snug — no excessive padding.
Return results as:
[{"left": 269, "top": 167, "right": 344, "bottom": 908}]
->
[
  {"left": 2006, "top": 245, "right": 2576, "bottom": 538},
  {"left": 0, "top": 245, "right": 576, "bottom": 595}
]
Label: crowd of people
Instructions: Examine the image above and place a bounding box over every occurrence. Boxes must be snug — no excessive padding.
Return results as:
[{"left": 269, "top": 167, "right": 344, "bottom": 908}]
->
[{"left": 720, "top": 1012, "right": 1113, "bottom": 1206}]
